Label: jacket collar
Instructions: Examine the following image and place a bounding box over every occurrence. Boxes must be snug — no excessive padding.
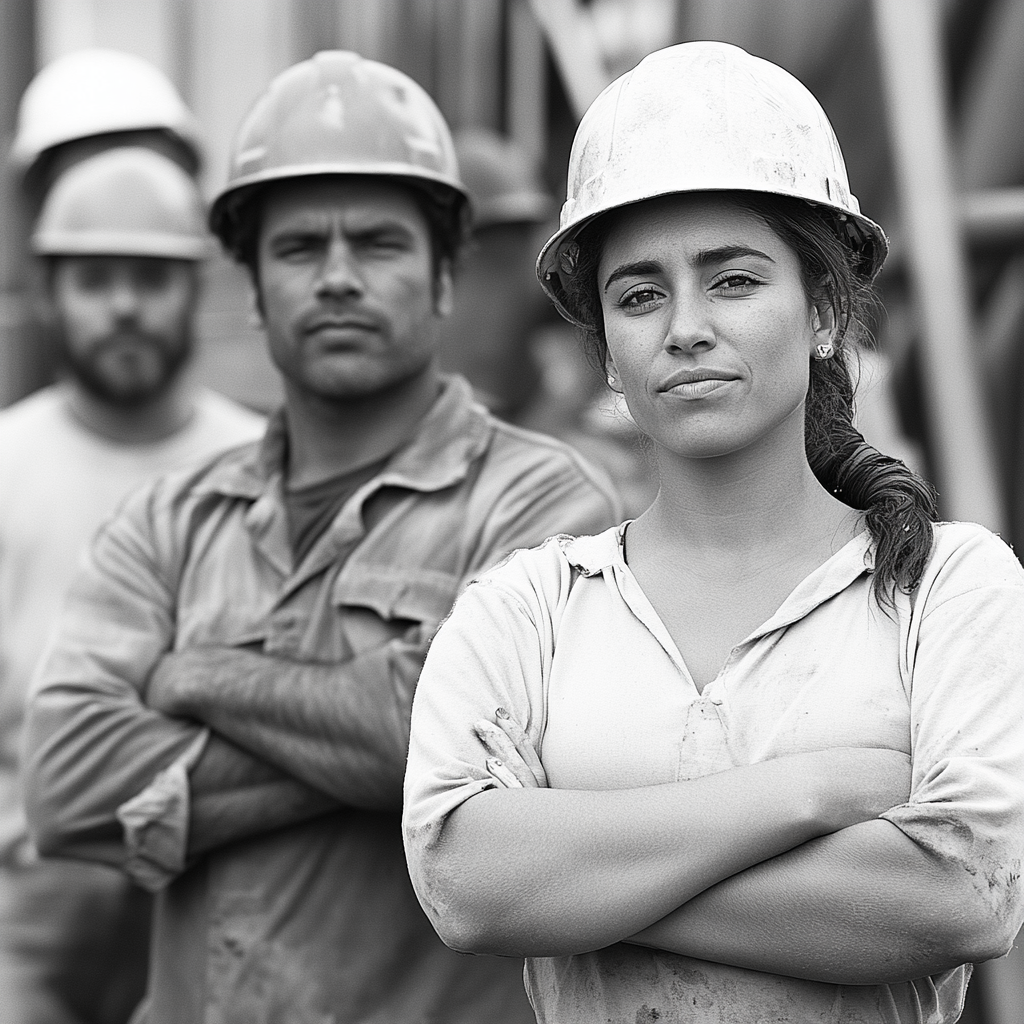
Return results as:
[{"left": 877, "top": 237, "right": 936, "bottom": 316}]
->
[{"left": 196, "top": 374, "right": 492, "bottom": 502}]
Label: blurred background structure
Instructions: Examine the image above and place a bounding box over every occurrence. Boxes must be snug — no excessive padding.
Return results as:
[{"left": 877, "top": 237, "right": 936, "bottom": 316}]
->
[{"left": 0, "top": 0, "right": 1022, "bottom": 1018}]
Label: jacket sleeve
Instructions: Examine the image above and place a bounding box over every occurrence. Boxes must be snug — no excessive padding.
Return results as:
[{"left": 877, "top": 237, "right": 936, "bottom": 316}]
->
[
  {"left": 23, "top": 482, "right": 204, "bottom": 869},
  {"left": 466, "top": 435, "right": 622, "bottom": 579}
]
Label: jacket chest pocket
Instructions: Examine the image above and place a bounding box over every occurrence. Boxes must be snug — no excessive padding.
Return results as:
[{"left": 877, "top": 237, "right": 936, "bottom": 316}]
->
[{"left": 330, "top": 564, "right": 461, "bottom": 654}]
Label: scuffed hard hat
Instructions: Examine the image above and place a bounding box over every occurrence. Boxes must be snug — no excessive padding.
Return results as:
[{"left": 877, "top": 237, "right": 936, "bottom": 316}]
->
[
  {"left": 454, "top": 129, "right": 553, "bottom": 230},
  {"left": 210, "top": 50, "right": 469, "bottom": 252},
  {"left": 32, "top": 148, "right": 210, "bottom": 261},
  {"left": 11, "top": 49, "right": 202, "bottom": 175},
  {"left": 537, "top": 41, "right": 888, "bottom": 327}
]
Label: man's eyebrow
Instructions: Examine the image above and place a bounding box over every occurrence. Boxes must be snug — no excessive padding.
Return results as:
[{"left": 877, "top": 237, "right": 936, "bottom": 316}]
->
[{"left": 602, "top": 246, "right": 775, "bottom": 292}]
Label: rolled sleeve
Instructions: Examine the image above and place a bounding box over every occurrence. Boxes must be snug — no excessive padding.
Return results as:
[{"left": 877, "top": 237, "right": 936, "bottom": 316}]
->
[
  {"left": 404, "top": 547, "right": 566, "bottom": 914},
  {"left": 24, "top": 484, "right": 203, "bottom": 868},
  {"left": 881, "top": 529, "right": 1024, "bottom": 936},
  {"left": 117, "top": 729, "right": 208, "bottom": 891}
]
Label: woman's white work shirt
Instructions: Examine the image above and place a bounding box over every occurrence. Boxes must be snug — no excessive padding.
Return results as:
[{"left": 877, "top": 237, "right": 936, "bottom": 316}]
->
[{"left": 403, "top": 521, "right": 1024, "bottom": 1024}]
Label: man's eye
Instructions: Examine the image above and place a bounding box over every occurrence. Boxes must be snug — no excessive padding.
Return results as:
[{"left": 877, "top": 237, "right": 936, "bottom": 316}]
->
[
  {"left": 134, "top": 266, "right": 171, "bottom": 290},
  {"left": 361, "top": 235, "right": 408, "bottom": 254},
  {"left": 273, "top": 239, "right": 318, "bottom": 260}
]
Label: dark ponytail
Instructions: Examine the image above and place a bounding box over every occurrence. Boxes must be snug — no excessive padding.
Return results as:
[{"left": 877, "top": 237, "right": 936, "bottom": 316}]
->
[{"left": 561, "top": 192, "right": 938, "bottom": 608}]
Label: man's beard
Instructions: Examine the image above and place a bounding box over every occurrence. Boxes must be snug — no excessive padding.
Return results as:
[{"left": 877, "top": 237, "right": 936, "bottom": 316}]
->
[{"left": 57, "top": 324, "right": 194, "bottom": 408}]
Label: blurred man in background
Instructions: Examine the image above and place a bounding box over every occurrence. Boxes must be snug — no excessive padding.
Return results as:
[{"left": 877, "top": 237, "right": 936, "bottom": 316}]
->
[
  {"left": 23, "top": 51, "right": 618, "bottom": 1024},
  {"left": 0, "top": 147, "right": 263, "bottom": 1024},
  {"left": 444, "top": 127, "right": 657, "bottom": 515}
]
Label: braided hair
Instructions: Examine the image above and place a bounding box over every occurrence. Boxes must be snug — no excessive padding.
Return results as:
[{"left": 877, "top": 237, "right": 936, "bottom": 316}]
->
[{"left": 560, "top": 192, "right": 937, "bottom": 608}]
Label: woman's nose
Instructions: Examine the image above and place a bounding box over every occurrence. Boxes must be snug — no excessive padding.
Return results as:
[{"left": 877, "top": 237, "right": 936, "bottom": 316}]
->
[{"left": 664, "top": 290, "right": 716, "bottom": 353}]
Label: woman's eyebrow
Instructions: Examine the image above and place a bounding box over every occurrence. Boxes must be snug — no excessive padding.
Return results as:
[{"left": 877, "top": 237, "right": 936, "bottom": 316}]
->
[
  {"left": 692, "top": 245, "right": 775, "bottom": 267},
  {"left": 602, "top": 260, "right": 662, "bottom": 292},
  {"left": 602, "top": 246, "right": 775, "bottom": 291}
]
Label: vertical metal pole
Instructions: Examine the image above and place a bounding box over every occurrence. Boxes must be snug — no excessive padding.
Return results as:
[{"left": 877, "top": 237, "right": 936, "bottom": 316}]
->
[
  {"left": 507, "top": 0, "right": 547, "bottom": 165},
  {"left": 872, "top": 0, "right": 1005, "bottom": 531},
  {"left": 0, "top": 0, "right": 38, "bottom": 408}
]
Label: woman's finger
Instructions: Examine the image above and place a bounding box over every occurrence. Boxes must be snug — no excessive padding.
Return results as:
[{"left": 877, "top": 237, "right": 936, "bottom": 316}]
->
[
  {"left": 485, "top": 757, "right": 524, "bottom": 789},
  {"left": 496, "top": 707, "right": 548, "bottom": 787},
  {"left": 473, "top": 720, "right": 539, "bottom": 787}
]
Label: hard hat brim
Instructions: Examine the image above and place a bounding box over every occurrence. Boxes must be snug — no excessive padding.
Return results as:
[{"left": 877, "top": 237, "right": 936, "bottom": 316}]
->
[
  {"left": 209, "top": 164, "right": 469, "bottom": 246},
  {"left": 32, "top": 228, "right": 210, "bottom": 261},
  {"left": 536, "top": 188, "right": 889, "bottom": 329}
]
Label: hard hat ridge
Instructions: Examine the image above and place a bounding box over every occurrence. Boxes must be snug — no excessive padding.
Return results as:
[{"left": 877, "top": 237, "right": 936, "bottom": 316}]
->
[
  {"left": 537, "top": 40, "right": 888, "bottom": 326},
  {"left": 210, "top": 50, "right": 469, "bottom": 256},
  {"left": 32, "top": 147, "right": 210, "bottom": 261}
]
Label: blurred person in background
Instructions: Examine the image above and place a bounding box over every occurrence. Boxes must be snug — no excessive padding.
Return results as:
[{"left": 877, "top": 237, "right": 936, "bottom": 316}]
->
[
  {"left": 404, "top": 41, "right": 1024, "bottom": 1024},
  {"left": 0, "top": 147, "right": 263, "bottom": 1024},
  {"left": 11, "top": 48, "right": 202, "bottom": 216},
  {"left": 444, "top": 127, "right": 657, "bottom": 516},
  {"left": 22, "top": 51, "right": 618, "bottom": 1024}
]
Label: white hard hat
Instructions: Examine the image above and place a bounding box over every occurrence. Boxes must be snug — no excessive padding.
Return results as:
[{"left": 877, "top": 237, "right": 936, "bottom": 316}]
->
[
  {"left": 11, "top": 48, "right": 202, "bottom": 173},
  {"left": 537, "top": 41, "right": 888, "bottom": 326},
  {"left": 33, "top": 147, "right": 210, "bottom": 261}
]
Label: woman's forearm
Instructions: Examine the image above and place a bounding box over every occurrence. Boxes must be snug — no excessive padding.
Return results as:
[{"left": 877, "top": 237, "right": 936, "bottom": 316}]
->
[
  {"left": 628, "top": 818, "right": 1014, "bottom": 983},
  {"left": 424, "top": 748, "right": 909, "bottom": 957}
]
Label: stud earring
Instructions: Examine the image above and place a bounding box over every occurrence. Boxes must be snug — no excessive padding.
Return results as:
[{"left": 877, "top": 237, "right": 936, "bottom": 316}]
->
[{"left": 813, "top": 342, "right": 834, "bottom": 360}]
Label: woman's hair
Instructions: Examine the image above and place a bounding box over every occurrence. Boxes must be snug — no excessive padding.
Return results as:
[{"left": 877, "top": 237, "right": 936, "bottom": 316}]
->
[{"left": 561, "top": 191, "right": 938, "bottom": 608}]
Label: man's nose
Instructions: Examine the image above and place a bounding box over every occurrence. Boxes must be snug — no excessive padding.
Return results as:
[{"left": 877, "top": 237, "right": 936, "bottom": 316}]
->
[
  {"left": 109, "top": 278, "right": 142, "bottom": 321},
  {"left": 316, "top": 240, "right": 364, "bottom": 299}
]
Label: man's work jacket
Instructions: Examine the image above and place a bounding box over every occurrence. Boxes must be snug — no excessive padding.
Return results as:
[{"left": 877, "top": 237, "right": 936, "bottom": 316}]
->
[{"left": 24, "top": 375, "right": 620, "bottom": 1024}]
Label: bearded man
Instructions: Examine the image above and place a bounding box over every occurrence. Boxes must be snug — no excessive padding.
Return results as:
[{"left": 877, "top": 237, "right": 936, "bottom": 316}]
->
[{"left": 0, "top": 147, "right": 262, "bottom": 1024}]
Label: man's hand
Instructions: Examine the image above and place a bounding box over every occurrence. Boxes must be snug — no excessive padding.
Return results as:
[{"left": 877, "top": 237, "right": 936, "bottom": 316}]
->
[{"left": 473, "top": 707, "right": 548, "bottom": 789}]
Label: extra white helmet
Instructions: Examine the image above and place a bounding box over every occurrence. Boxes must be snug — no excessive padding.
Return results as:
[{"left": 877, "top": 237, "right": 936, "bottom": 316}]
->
[
  {"left": 537, "top": 41, "right": 888, "bottom": 326},
  {"left": 11, "top": 48, "right": 202, "bottom": 175},
  {"left": 32, "top": 148, "right": 210, "bottom": 261}
]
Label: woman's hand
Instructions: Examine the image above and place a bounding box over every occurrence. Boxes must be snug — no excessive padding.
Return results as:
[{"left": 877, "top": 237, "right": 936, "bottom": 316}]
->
[{"left": 473, "top": 707, "right": 548, "bottom": 789}]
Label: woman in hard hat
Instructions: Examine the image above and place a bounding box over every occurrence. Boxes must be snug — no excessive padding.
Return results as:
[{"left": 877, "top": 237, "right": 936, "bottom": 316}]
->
[{"left": 403, "top": 41, "right": 1024, "bottom": 1023}]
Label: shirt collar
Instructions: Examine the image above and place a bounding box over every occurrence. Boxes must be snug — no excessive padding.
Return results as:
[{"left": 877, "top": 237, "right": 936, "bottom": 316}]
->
[
  {"left": 562, "top": 523, "right": 877, "bottom": 637},
  {"left": 197, "top": 374, "right": 491, "bottom": 502}
]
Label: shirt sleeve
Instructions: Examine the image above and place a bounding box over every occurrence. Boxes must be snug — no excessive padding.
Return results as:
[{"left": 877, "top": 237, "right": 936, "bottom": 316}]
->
[
  {"left": 880, "top": 527, "right": 1024, "bottom": 931},
  {"left": 23, "top": 482, "right": 205, "bottom": 873},
  {"left": 403, "top": 549, "right": 566, "bottom": 913},
  {"left": 116, "top": 729, "right": 208, "bottom": 891}
]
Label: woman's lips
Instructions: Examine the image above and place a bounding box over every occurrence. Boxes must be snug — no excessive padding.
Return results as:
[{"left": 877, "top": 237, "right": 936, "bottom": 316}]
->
[{"left": 665, "top": 377, "right": 734, "bottom": 399}]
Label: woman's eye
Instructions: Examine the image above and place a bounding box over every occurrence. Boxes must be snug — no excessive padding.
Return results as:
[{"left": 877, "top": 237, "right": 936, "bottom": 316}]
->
[
  {"left": 713, "top": 273, "right": 760, "bottom": 293},
  {"left": 619, "top": 287, "right": 662, "bottom": 310}
]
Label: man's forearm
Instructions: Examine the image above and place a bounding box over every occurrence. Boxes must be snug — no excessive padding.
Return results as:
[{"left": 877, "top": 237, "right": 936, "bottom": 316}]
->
[
  {"left": 149, "top": 641, "right": 425, "bottom": 808},
  {"left": 628, "top": 818, "right": 1008, "bottom": 984},
  {"left": 187, "top": 735, "right": 337, "bottom": 856}
]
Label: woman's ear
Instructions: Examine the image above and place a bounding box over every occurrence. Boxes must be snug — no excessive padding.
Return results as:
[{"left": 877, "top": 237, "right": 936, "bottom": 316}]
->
[
  {"left": 604, "top": 351, "right": 623, "bottom": 393},
  {"left": 810, "top": 302, "right": 837, "bottom": 349}
]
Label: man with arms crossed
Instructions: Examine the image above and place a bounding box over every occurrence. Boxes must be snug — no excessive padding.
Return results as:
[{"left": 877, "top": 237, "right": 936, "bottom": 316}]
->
[
  {"left": 24, "top": 52, "right": 618, "bottom": 1024},
  {"left": 0, "top": 148, "right": 263, "bottom": 1024}
]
